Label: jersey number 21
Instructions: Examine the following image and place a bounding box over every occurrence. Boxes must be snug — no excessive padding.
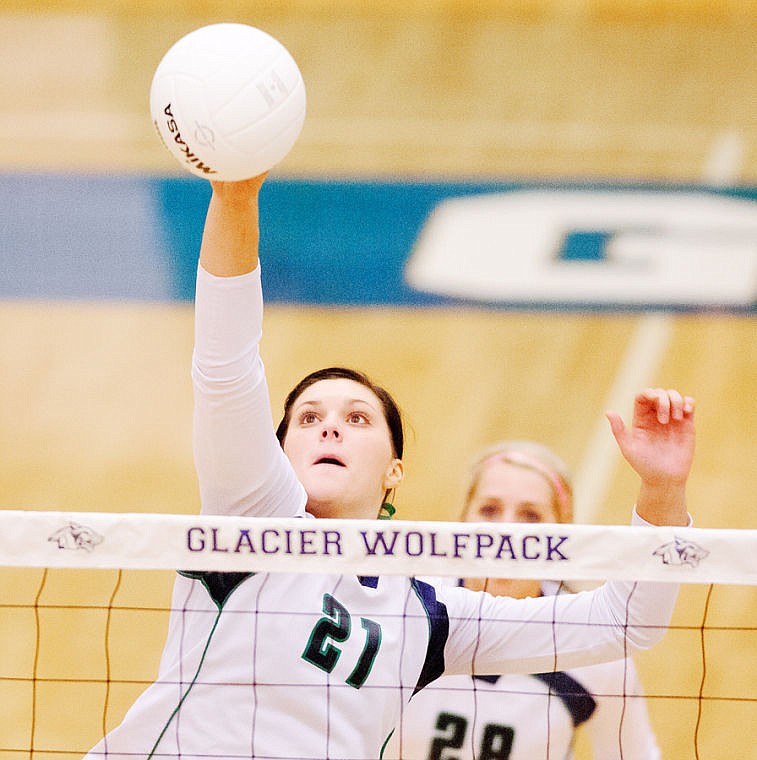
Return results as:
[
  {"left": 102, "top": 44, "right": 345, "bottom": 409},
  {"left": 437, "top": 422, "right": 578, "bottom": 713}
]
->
[{"left": 302, "top": 593, "right": 382, "bottom": 689}]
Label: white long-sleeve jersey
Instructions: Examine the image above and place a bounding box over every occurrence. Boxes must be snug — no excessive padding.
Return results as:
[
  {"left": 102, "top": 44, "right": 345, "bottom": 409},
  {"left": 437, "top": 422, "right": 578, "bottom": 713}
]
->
[
  {"left": 85, "top": 265, "right": 679, "bottom": 760},
  {"left": 384, "top": 582, "right": 661, "bottom": 760}
]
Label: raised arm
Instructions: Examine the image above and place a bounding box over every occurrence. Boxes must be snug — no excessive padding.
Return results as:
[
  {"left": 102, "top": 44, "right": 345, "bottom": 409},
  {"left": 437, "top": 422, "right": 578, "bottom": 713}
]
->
[
  {"left": 199, "top": 175, "right": 266, "bottom": 277},
  {"left": 192, "top": 174, "right": 307, "bottom": 518},
  {"left": 607, "top": 388, "right": 695, "bottom": 526},
  {"left": 439, "top": 389, "right": 696, "bottom": 681}
]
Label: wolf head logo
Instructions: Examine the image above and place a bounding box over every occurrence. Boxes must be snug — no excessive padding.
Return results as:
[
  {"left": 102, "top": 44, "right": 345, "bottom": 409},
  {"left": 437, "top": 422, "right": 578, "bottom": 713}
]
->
[
  {"left": 48, "top": 522, "right": 103, "bottom": 552},
  {"left": 653, "top": 537, "right": 709, "bottom": 568}
]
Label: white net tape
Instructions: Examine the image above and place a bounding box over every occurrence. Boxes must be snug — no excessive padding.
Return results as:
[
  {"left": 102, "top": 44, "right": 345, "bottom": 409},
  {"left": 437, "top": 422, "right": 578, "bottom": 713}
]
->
[
  {"left": 1, "top": 510, "right": 755, "bottom": 759},
  {"left": 2, "top": 509, "right": 754, "bottom": 584}
]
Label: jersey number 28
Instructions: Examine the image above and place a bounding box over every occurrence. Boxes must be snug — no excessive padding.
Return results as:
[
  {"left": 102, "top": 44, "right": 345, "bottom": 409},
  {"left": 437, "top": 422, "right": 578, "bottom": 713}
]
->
[{"left": 430, "top": 712, "right": 514, "bottom": 760}]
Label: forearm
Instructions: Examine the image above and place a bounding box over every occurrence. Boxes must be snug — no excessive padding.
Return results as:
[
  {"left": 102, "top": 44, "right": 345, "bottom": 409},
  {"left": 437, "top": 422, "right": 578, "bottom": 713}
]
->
[
  {"left": 199, "top": 177, "right": 265, "bottom": 277},
  {"left": 442, "top": 533, "right": 679, "bottom": 677},
  {"left": 635, "top": 479, "right": 689, "bottom": 526},
  {"left": 456, "top": 580, "right": 677, "bottom": 676}
]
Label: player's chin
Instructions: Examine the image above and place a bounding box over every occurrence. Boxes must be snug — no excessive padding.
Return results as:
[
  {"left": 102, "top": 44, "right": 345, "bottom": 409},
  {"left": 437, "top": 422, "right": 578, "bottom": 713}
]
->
[
  {"left": 306, "top": 496, "right": 346, "bottom": 520},
  {"left": 303, "top": 481, "right": 347, "bottom": 517},
  {"left": 306, "top": 489, "right": 377, "bottom": 521}
]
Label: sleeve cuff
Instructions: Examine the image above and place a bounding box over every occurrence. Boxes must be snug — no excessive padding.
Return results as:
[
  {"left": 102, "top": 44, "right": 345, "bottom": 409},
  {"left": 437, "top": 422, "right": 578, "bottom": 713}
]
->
[{"left": 632, "top": 505, "right": 693, "bottom": 527}]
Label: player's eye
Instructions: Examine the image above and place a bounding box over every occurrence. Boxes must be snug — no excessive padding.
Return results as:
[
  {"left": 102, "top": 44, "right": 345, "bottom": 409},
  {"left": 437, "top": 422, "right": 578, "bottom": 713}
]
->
[
  {"left": 347, "top": 411, "right": 369, "bottom": 424},
  {"left": 476, "top": 503, "right": 500, "bottom": 519},
  {"left": 299, "top": 411, "right": 319, "bottom": 425},
  {"left": 516, "top": 505, "right": 546, "bottom": 523},
  {"left": 519, "top": 509, "right": 543, "bottom": 523}
]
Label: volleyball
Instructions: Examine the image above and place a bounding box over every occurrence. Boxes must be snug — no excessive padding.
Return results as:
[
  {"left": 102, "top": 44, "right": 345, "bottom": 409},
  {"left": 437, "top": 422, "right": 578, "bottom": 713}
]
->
[{"left": 150, "top": 23, "right": 306, "bottom": 181}]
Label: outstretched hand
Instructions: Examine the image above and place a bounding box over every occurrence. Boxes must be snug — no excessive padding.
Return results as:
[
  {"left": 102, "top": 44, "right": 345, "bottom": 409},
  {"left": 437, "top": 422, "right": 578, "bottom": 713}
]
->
[
  {"left": 606, "top": 388, "right": 695, "bottom": 526},
  {"left": 607, "top": 388, "right": 695, "bottom": 485}
]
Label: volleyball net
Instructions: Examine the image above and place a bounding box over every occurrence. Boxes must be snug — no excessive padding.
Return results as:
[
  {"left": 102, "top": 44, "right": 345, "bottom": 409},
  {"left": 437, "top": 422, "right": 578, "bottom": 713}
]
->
[{"left": 2, "top": 509, "right": 755, "bottom": 759}]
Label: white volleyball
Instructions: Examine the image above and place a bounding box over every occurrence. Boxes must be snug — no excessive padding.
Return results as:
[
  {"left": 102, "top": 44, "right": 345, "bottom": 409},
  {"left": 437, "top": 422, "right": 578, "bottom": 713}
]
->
[{"left": 150, "top": 23, "right": 306, "bottom": 181}]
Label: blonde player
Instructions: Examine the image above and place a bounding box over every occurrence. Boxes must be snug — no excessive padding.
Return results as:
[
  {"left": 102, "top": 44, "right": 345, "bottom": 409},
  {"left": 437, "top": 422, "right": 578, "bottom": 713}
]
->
[
  {"left": 386, "top": 441, "right": 661, "bottom": 759},
  {"left": 86, "top": 175, "right": 695, "bottom": 760}
]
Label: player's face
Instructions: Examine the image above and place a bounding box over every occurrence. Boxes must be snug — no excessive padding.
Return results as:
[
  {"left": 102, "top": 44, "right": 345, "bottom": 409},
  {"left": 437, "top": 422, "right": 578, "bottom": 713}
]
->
[
  {"left": 462, "top": 460, "right": 558, "bottom": 599},
  {"left": 463, "top": 461, "right": 559, "bottom": 525},
  {"left": 283, "top": 378, "right": 403, "bottom": 519}
]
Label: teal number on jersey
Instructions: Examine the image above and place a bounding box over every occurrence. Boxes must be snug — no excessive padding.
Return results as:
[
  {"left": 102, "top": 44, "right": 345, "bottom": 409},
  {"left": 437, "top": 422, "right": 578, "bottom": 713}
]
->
[
  {"left": 430, "top": 712, "right": 515, "bottom": 760},
  {"left": 346, "top": 617, "right": 382, "bottom": 688},
  {"left": 302, "top": 593, "right": 382, "bottom": 689}
]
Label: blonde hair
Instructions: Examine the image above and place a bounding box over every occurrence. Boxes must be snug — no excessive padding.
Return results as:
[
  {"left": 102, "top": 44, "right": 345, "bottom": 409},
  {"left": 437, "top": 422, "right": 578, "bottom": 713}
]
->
[{"left": 463, "top": 439, "right": 574, "bottom": 524}]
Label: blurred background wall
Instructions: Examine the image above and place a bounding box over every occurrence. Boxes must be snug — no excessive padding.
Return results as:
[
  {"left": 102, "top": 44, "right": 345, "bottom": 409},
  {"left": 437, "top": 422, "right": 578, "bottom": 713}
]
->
[{"left": 1, "top": 1, "right": 755, "bottom": 757}]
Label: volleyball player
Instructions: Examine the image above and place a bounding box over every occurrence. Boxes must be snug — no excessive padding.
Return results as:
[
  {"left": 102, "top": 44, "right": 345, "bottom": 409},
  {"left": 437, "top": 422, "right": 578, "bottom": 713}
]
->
[
  {"left": 86, "top": 175, "right": 695, "bottom": 760},
  {"left": 385, "top": 440, "right": 661, "bottom": 759}
]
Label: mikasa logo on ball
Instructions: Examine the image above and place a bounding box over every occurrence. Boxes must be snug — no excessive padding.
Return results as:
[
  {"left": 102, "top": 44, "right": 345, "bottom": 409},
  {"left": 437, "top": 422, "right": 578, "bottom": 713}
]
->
[
  {"left": 193, "top": 123, "right": 216, "bottom": 149},
  {"left": 161, "top": 103, "right": 217, "bottom": 176}
]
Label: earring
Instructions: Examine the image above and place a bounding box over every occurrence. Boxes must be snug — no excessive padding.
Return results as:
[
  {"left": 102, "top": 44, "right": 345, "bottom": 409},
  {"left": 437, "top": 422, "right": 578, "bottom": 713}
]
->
[{"left": 378, "top": 502, "right": 396, "bottom": 520}]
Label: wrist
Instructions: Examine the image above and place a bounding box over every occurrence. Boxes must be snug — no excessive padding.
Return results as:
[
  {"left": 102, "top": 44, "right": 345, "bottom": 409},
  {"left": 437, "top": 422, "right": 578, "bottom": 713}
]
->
[
  {"left": 635, "top": 480, "right": 689, "bottom": 526},
  {"left": 211, "top": 175, "right": 266, "bottom": 203}
]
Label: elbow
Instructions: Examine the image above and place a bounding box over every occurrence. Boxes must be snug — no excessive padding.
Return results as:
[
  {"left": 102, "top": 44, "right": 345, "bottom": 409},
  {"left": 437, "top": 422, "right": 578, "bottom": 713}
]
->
[
  {"left": 601, "top": 580, "right": 679, "bottom": 653},
  {"left": 624, "top": 621, "right": 669, "bottom": 651},
  {"left": 192, "top": 347, "right": 261, "bottom": 385}
]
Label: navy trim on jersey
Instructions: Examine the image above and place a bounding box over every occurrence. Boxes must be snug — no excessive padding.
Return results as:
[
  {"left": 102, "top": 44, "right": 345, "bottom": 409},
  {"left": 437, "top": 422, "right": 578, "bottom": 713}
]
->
[
  {"left": 180, "top": 571, "right": 379, "bottom": 606},
  {"left": 472, "top": 674, "right": 499, "bottom": 684},
  {"left": 411, "top": 578, "right": 450, "bottom": 694},
  {"left": 473, "top": 672, "right": 597, "bottom": 727},
  {"left": 178, "top": 571, "right": 254, "bottom": 609},
  {"left": 533, "top": 672, "right": 597, "bottom": 727}
]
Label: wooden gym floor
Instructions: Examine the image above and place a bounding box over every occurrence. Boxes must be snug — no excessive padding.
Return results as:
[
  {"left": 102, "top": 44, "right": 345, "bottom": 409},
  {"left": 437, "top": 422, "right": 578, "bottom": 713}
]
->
[{"left": 0, "top": 2, "right": 755, "bottom": 758}]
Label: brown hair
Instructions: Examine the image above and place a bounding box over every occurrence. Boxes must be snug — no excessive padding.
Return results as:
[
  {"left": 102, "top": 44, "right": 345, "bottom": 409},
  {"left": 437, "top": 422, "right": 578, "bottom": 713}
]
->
[{"left": 275, "top": 367, "right": 404, "bottom": 459}]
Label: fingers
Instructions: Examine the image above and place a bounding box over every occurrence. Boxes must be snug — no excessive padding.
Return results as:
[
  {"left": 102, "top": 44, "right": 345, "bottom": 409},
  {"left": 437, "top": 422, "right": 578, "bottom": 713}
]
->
[
  {"left": 609, "top": 388, "right": 696, "bottom": 429},
  {"left": 605, "top": 410, "right": 626, "bottom": 441},
  {"left": 640, "top": 388, "right": 696, "bottom": 424}
]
